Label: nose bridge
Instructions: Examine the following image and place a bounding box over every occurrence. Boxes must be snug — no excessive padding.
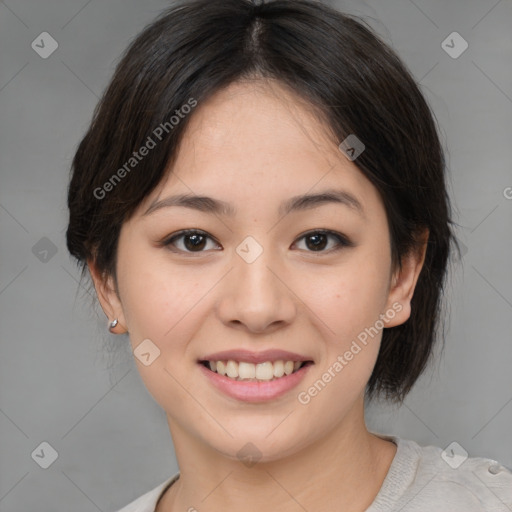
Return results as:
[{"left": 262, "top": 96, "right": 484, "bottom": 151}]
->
[
  {"left": 234, "top": 234, "right": 281, "bottom": 300},
  {"left": 217, "top": 234, "right": 296, "bottom": 331}
]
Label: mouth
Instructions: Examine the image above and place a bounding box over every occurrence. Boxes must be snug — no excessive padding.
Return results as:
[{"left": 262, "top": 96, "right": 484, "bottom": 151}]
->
[
  {"left": 199, "top": 359, "right": 314, "bottom": 382},
  {"left": 198, "top": 358, "right": 314, "bottom": 402},
  {"left": 197, "top": 349, "right": 315, "bottom": 402}
]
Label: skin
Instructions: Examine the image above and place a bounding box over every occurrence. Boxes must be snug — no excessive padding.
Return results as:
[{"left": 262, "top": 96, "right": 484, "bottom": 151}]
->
[{"left": 89, "top": 79, "right": 428, "bottom": 511}]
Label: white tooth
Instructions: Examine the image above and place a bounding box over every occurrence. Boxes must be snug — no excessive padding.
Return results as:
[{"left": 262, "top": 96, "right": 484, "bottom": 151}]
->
[
  {"left": 216, "top": 360, "right": 227, "bottom": 376},
  {"left": 284, "top": 361, "right": 294, "bottom": 375},
  {"left": 273, "top": 360, "right": 285, "bottom": 378},
  {"left": 293, "top": 361, "right": 302, "bottom": 372},
  {"left": 238, "top": 362, "right": 256, "bottom": 379},
  {"left": 209, "top": 360, "right": 217, "bottom": 372},
  {"left": 226, "top": 360, "right": 239, "bottom": 378},
  {"left": 255, "top": 361, "right": 274, "bottom": 380}
]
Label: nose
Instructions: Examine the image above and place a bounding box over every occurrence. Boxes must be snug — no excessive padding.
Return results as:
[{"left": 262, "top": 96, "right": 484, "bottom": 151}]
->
[{"left": 216, "top": 242, "right": 297, "bottom": 334}]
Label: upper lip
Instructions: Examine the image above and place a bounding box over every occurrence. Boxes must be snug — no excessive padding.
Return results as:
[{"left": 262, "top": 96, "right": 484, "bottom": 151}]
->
[{"left": 199, "top": 349, "right": 313, "bottom": 364}]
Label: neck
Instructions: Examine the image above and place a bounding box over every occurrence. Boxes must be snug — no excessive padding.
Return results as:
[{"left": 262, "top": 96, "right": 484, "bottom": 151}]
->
[{"left": 158, "top": 396, "right": 396, "bottom": 512}]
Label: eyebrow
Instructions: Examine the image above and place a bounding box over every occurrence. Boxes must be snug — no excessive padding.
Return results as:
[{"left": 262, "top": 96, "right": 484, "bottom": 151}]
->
[{"left": 143, "top": 188, "right": 365, "bottom": 219}]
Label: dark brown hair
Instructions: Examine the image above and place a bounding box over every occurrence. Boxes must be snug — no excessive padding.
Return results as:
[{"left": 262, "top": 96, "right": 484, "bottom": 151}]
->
[{"left": 66, "top": 0, "right": 460, "bottom": 403}]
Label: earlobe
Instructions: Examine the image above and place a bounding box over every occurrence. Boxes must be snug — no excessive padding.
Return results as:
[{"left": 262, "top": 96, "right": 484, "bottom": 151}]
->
[
  {"left": 87, "top": 259, "right": 128, "bottom": 334},
  {"left": 384, "top": 228, "right": 429, "bottom": 328}
]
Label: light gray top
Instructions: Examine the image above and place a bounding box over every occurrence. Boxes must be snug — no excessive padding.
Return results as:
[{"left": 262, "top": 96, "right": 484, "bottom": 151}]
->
[{"left": 116, "top": 436, "right": 512, "bottom": 511}]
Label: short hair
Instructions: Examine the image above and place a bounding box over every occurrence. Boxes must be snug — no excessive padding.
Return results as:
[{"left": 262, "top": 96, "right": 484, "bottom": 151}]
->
[{"left": 66, "top": 0, "right": 460, "bottom": 403}]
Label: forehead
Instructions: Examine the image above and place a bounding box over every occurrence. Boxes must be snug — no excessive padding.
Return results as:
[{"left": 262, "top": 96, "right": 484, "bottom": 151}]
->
[
  {"left": 183, "top": 79, "right": 337, "bottom": 165},
  {"left": 139, "top": 79, "right": 385, "bottom": 221}
]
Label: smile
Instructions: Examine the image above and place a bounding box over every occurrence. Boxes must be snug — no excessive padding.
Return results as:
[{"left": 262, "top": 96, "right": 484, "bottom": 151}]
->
[
  {"left": 198, "top": 359, "right": 314, "bottom": 402},
  {"left": 200, "top": 359, "right": 313, "bottom": 381}
]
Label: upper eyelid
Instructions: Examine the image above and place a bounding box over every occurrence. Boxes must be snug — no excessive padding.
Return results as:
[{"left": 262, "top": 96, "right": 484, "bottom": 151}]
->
[
  {"left": 165, "top": 229, "right": 219, "bottom": 244},
  {"left": 163, "top": 229, "right": 350, "bottom": 251},
  {"left": 162, "top": 230, "right": 220, "bottom": 251}
]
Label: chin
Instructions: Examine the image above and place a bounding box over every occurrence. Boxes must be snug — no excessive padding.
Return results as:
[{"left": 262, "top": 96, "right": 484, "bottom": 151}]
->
[{"left": 203, "top": 429, "right": 310, "bottom": 465}]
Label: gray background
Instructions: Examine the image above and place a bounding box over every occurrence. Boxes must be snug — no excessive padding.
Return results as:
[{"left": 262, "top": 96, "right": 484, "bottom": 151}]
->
[{"left": 1, "top": 0, "right": 511, "bottom": 510}]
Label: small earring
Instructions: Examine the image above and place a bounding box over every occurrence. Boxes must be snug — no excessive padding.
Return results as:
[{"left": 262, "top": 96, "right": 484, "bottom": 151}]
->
[{"left": 108, "top": 319, "right": 118, "bottom": 332}]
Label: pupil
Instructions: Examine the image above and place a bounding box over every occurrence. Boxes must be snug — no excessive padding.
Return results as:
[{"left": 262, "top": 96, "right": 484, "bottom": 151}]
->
[
  {"left": 307, "top": 233, "right": 327, "bottom": 251},
  {"left": 185, "top": 234, "right": 206, "bottom": 251},
  {"left": 183, "top": 233, "right": 328, "bottom": 252}
]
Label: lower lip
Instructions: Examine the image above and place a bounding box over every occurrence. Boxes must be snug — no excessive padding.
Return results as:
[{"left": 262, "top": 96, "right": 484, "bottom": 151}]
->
[{"left": 198, "top": 362, "right": 313, "bottom": 403}]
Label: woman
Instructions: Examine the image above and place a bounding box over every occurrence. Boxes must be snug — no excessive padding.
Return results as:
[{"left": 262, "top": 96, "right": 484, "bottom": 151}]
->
[{"left": 66, "top": 0, "right": 512, "bottom": 510}]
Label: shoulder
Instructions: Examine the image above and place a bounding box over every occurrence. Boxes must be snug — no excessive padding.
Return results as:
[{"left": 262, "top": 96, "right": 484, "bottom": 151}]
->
[
  {"left": 115, "top": 473, "right": 180, "bottom": 512},
  {"left": 412, "top": 439, "right": 511, "bottom": 509},
  {"left": 371, "top": 435, "right": 512, "bottom": 512}
]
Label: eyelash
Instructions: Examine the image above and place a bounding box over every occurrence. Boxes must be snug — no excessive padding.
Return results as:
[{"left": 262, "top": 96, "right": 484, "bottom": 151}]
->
[{"left": 160, "top": 229, "right": 353, "bottom": 255}]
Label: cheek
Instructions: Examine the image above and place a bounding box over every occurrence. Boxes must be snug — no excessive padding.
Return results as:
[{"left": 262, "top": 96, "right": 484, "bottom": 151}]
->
[
  {"left": 116, "top": 245, "right": 203, "bottom": 344},
  {"left": 116, "top": 253, "right": 206, "bottom": 404},
  {"left": 295, "top": 267, "right": 388, "bottom": 418},
  {"left": 305, "top": 256, "right": 391, "bottom": 343}
]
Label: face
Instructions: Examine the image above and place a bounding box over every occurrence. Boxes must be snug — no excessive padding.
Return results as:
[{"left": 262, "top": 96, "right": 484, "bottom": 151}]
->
[{"left": 91, "top": 79, "right": 426, "bottom": 463}]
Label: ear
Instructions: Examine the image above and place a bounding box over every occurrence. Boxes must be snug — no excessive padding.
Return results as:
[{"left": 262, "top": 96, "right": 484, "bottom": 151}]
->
[
  {"left": 87, "top": 259, "right": 128, "bottom": 334},
  {"left": 383, "top": 228, "right": 429, "bottom": 328}
]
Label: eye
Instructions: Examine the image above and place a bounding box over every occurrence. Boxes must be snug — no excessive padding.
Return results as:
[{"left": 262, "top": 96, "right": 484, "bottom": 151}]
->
[
  {"left": 162, "top": 229, "right": 220, "bottom": 254},
  {"left": 161, "top": 229, "right": 353, "bottom": 255},
  {"left": 293, "top": 230, "right": 353, "bottom": 253}
]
